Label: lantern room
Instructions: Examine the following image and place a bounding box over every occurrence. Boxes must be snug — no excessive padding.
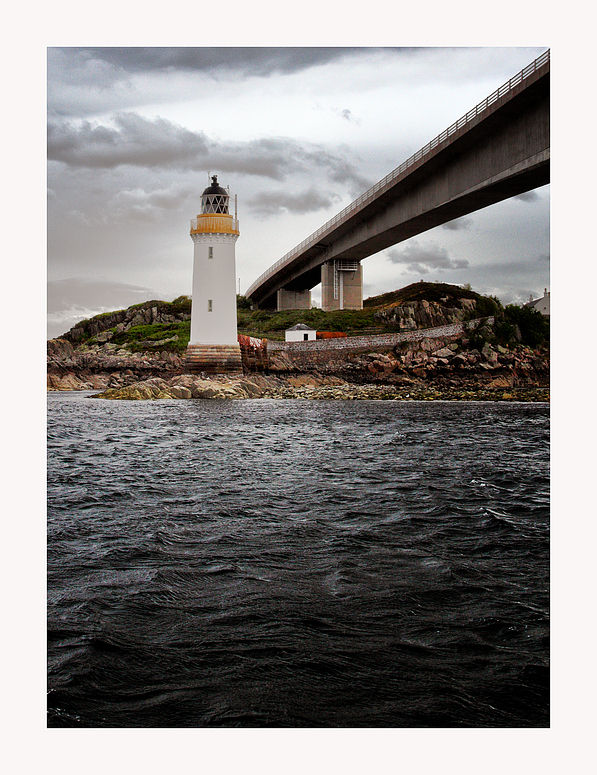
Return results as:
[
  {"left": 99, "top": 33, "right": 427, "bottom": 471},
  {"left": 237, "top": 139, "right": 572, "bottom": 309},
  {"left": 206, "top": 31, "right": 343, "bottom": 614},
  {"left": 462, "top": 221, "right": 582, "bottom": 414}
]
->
[{"left": 201, "top": 175, "right": 230, "bottom": 214}]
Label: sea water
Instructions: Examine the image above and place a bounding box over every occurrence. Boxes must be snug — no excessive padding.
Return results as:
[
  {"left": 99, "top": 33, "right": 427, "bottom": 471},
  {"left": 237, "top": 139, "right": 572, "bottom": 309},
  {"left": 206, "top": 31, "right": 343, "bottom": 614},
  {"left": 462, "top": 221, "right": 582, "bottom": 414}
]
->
[{"left": 47, "top": 392, "right": 549, "bottom": 727}]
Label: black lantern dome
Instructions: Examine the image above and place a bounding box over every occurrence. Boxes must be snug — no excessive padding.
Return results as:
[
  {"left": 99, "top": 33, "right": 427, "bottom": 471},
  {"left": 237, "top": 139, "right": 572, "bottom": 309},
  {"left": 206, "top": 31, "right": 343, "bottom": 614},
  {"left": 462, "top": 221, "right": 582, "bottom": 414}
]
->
[{"left": 201, "top": 175, "right": 230, "bottom": 214}]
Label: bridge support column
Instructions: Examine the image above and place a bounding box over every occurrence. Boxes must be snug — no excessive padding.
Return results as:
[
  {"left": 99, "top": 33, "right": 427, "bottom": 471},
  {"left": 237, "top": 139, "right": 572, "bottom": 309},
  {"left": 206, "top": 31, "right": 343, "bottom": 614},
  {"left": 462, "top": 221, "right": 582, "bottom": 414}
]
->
[
  {"left": 277, "top": 288, "right": 312, "bottom": 310},
  {"left": 321, "top": 260, "right": 363, "bottom": 312}
]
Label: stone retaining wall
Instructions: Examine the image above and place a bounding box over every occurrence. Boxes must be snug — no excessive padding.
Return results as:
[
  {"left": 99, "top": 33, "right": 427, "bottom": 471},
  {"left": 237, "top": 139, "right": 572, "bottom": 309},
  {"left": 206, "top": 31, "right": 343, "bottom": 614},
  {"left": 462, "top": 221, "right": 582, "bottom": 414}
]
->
[{"left": 268, "top": 317, "right": 492, "bottom": 353}]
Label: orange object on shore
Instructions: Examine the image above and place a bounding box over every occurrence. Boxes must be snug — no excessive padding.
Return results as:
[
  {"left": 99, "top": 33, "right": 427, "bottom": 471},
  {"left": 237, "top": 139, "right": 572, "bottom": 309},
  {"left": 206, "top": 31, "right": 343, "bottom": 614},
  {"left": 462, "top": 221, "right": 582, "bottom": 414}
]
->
[{"left": 316, "top": 331, "right": 347, "bottom": 339}]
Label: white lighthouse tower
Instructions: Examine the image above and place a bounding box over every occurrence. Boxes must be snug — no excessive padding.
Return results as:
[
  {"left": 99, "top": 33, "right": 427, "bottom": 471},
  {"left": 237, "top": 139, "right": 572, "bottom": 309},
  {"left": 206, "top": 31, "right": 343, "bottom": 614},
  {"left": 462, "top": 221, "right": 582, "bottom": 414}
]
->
[{"left": 186, "top": 175, "right": 242, "bottom": 373}]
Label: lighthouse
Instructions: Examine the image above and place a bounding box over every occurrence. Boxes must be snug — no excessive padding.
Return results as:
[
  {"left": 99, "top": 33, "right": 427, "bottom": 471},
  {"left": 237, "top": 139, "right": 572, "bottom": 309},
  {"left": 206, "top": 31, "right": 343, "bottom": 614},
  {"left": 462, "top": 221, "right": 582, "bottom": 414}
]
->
[{"left": 186, "top": 175, "right": 242, "bottom": 373}]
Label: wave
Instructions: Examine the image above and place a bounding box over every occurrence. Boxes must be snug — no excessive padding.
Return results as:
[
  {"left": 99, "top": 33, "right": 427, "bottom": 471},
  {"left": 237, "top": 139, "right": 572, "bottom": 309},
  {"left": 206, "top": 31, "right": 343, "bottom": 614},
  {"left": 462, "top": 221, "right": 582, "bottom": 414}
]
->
[{"left": 48, "top": 396, "right": 549, "bottom": 728}]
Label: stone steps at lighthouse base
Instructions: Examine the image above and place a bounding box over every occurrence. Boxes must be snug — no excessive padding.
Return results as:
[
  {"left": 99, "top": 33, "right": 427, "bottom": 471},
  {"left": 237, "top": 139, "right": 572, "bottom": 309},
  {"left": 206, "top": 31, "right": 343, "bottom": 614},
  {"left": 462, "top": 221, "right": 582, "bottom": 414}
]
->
[{"left": 185, "top": 344, "right": 243, "bottom": 374}]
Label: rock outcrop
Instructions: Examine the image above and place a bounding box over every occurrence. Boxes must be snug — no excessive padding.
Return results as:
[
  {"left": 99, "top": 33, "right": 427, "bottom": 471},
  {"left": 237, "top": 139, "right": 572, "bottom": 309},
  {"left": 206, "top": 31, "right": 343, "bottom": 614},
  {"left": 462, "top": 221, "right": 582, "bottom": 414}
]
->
[
  {"left": 61, "top": 298, "right": 191, "bottom": 345},
  {"left": 374, "top": 297, "right": 478, "bottom": 330},
  {"left": 47, "top": 338, "right": 185, "bottom": 392}
]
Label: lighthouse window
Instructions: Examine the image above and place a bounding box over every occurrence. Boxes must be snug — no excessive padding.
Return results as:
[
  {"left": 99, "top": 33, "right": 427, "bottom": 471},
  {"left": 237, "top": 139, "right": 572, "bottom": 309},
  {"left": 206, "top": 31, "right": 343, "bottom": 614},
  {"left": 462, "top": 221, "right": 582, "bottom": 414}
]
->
[
  {"left": 201, "top": 195, "right": 228, "bottom": 214},
  {"left": 208, "top": 300, "right": 213, "bottom": 312},
  {"left": 208, "top": 247, "right": 213, "bottom": 259}
]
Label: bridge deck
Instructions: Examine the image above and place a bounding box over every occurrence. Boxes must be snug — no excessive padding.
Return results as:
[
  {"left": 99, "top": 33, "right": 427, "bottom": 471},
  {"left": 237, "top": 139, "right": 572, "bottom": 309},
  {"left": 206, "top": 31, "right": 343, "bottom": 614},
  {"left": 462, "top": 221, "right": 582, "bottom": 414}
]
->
[{"left": 246, "top": 50, "right": 549, "bottom": 307}]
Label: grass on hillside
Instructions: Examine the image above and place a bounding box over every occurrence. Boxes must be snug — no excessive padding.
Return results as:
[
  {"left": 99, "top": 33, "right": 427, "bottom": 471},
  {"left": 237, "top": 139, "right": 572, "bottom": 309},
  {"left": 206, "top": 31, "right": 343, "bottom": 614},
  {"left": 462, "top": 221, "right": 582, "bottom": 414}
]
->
[
  {"left": 76, "top": 286, "right": 548, "bottom": 352},
  {"left": 109, "top": 321, "right": 191, "bottom": 353},
  {"left": 237, "top": 306, "right": 380, "bottom": 339}
]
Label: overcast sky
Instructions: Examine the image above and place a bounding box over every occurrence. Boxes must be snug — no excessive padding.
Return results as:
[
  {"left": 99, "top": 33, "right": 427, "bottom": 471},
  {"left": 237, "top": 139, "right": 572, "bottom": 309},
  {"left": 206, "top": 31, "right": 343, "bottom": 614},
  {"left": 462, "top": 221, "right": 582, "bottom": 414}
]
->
[{"left": 47, "top": 46, "right": 550, "bottom": 338}]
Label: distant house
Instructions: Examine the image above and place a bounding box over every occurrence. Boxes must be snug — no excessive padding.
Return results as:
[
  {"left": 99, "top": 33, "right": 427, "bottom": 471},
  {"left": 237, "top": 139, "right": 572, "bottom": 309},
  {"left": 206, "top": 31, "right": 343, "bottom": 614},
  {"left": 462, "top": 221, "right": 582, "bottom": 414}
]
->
[
  {"left": 285, "top": 323, "right": 317, "bottom": 342},
  {"left": 526, "top": 288, "right": 550, "bottom": 316}
]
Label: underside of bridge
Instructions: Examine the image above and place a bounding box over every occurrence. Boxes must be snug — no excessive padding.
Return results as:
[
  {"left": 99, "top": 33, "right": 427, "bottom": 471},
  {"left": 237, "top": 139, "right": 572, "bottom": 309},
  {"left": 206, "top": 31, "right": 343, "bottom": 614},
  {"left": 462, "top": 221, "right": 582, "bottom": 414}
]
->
[{"left": 249, "top": 59, "right": 549, "bottom": 312}]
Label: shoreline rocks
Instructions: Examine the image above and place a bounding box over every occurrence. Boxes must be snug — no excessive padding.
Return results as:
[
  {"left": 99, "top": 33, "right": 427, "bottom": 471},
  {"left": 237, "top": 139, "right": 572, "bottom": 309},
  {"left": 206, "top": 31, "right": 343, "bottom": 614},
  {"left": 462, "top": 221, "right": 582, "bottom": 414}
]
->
[
  {"left": 88, "top": 373, "right": 549, "bottom": 402},
  {"left": 48, "top": 325, "right": 549, "bottom": 402}
]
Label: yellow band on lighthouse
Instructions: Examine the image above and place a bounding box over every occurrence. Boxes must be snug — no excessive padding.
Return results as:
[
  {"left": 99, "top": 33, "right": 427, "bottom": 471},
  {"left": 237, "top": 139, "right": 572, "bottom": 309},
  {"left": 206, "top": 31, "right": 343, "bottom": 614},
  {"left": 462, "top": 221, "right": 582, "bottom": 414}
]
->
[{"left": 190, "top": 214, "right": 240, "bottom": 235}]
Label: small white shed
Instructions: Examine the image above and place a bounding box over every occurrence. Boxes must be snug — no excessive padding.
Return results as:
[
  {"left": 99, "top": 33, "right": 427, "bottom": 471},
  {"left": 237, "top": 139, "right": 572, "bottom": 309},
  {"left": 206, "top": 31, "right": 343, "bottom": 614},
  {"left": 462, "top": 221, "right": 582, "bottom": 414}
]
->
[{"left": 285, "top": 323, "right": 317, "bottom": 342}]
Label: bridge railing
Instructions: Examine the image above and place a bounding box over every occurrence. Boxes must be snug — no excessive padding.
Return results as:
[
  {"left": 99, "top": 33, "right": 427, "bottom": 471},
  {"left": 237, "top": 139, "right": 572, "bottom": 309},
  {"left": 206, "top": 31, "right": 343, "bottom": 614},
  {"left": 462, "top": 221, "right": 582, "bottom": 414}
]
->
[{"left": 246, "top": 49, "right": 549, "bottom": 298}]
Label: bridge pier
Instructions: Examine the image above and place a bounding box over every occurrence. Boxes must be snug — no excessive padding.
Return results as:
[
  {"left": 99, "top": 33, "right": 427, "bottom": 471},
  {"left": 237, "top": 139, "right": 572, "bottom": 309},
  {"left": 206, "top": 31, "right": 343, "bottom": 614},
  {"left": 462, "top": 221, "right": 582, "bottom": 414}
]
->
[
  {"left": 277, "top": 288, "right": 312, "bottom": 310},
  {"left": 321, "top": 260, "right": 363, "bottom": 312}
]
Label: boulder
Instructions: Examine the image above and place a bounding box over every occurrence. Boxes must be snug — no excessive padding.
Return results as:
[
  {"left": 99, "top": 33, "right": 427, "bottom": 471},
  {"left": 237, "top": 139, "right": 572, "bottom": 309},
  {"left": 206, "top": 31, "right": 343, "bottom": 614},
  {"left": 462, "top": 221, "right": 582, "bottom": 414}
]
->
[
  {"left": 432, "top": 347, "right": 453, "bottom": 359},
  {"left": 481, "top": 342, "right": 499, "bottom": 364},
  {"left": 93, "top": 383, "right": 173, "bottom": 400},
  {"left": 168, "top": 385, "right": 192, "bottom": 399},
  {"left": 287, "top": 374, "right": 318, "bottom": 387},
  {"left": 170, "top": 374, "right": 196, "bottom": 389},
  {"left": 237, "top": 379, "right": 266, "bottom": 397},
  {"left": 194, "top": 385, "right": 231, "bottom": 399}
]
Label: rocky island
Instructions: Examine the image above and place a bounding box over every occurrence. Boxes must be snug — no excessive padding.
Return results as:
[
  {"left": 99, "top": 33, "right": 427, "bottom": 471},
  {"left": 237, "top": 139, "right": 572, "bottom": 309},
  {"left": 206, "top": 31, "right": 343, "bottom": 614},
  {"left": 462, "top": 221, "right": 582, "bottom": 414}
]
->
[{"left": 47, "top": 282, "right": 549, "bottom": 401}]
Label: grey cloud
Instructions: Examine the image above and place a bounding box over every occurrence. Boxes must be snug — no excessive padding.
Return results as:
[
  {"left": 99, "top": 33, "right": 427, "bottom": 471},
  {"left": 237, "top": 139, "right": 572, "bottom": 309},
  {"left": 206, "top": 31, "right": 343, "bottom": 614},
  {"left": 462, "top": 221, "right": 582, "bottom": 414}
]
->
[
  {"left": 514, "top": 191, "right": 540, "bottom": 203},
  {"left": 47, "top": 49, "right": 382, "bottom": 115},
  {"left": 54, "top": 47, "right": 538, "bottom": 86},
  {"left": 248, "top": 187, "right": 342, "bottom": 216},
  {"left": 47, "top": 48, "right": 416, "bottom": 118},
  {"left": 212, "top": 138, "right": 370, "bottom": 193},
  {"left": 48, "top": 48, "right": 124, "bottom": 92},
  {"left": 108, "top": 183, "right": 196, "bottom": 222},
  {"left": 340, "top": 109, "right": 361, "bottom": 125},
  {"left": 323, "top": 158, "right": 371, "bottom": 196},
  {"left": 48, "top": 113, "right": 370, "bottom": 195},
  {"left": 441, "top": 216, "right": 473, "bottom": 231},
  {"left": 386, "top": 241, "right": 470, "bottom": 273},
  {"left": 435, "top": 259, "right": 550, "bottom": 306},
  {"left": 209, "top": 137, "right": 313, "bottom": 180},
  {"left": 48, "top": 47, "right": 546, "bottom": 120},
  {"left": 286, "top": 142, "right": 371, "bottom": 196},
  {"left": 48, "top": 113, "right": 210, "bottom": 169},
  {"left": 55, "top": 47, "right": 392, "bottom": 79}
]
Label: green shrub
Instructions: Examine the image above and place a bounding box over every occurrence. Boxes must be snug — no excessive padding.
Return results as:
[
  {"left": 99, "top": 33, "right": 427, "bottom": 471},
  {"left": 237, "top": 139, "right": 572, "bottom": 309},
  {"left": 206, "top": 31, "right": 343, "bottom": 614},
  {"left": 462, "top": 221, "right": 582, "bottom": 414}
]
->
[
  {"left": 492, "top": 316, "right": 519, "bottom": 346},
  {"left": 111, "top": 321, "right": 190, "bottom": 353},
  {"left": 502, "top": 305, "right": 549, "bottom": 348},
  {"left": 474, "top": 295, "right": 501, "bottom": 318},
  {"left": 168, "top": 295, "right": 192, "bottom": 315}
]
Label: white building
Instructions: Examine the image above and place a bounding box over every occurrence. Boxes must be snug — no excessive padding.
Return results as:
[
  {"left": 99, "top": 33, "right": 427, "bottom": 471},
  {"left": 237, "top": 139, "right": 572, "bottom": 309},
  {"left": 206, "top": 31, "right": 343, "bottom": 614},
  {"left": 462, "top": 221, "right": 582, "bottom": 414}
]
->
[
  {"left": 526, "top": 288, "right": 550, "bottom": 316},
  {"left": 186, "top": 176, "right": 242, "bottom": 373},
  {"left": 285, "top": 323, "right": 317, "bottom": 342}
]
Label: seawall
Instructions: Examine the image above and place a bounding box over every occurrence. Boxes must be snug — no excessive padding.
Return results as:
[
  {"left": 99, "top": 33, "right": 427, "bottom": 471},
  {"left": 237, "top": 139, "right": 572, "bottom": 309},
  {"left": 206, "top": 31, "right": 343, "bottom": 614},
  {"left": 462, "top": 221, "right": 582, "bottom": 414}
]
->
[{"left": 267, "top": 318, "right": 493, "bottom": 369}]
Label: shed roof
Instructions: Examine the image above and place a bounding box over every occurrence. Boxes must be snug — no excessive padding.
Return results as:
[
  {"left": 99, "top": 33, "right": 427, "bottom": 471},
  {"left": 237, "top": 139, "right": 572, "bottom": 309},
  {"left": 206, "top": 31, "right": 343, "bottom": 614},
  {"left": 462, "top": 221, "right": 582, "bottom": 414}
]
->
[{"left": 286, "top": 323, "right": 316, "bottom": 331}]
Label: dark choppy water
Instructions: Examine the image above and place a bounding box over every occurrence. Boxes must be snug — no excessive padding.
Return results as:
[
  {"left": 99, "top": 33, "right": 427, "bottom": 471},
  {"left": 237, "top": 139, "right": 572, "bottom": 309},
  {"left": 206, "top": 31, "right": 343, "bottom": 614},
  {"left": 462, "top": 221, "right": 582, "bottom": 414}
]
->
[{"left": 47, "top": 392, "right": 549, "bottom": 727}]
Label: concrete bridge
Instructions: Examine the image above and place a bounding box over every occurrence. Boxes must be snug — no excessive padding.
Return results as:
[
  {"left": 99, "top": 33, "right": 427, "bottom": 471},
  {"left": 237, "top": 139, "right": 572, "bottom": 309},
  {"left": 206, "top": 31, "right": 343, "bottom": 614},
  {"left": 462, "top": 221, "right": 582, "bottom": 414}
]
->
[{"left": 246, "top": 50, "right": 550, "bottom": 312}]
